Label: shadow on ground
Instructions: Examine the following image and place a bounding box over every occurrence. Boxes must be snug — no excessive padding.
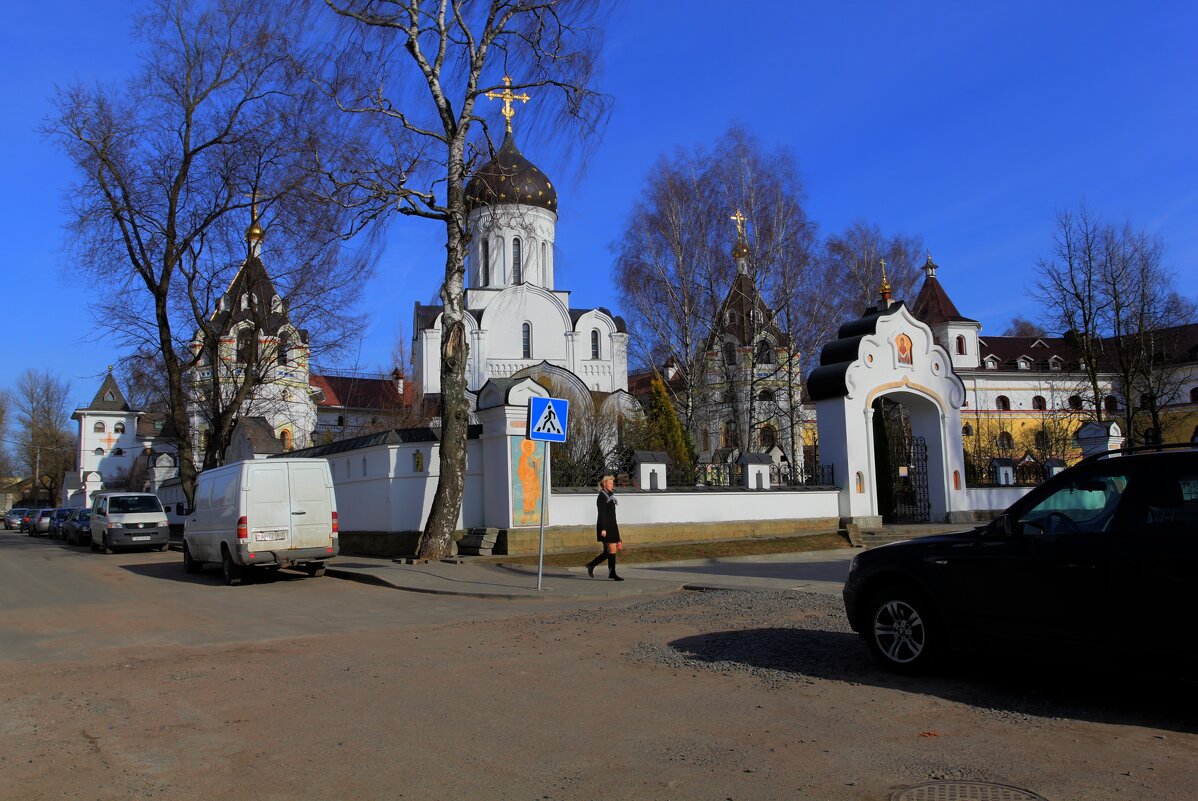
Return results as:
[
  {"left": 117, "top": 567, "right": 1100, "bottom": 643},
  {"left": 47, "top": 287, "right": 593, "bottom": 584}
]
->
[
  {"left": 667, "top": 626, "right": 1198, "bottom": 734},
  {"left": 121, "top": 560, "right": 312, "bottom": 585}
]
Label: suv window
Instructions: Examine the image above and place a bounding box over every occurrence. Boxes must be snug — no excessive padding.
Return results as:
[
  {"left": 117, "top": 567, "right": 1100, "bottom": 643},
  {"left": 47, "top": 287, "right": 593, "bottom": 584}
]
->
[
  {"left": 1018, "top": 465, "right": 1132, "bottom": 535},
  {"left": 1136, "top": 464, "right": 1198, "bottom": 531}
]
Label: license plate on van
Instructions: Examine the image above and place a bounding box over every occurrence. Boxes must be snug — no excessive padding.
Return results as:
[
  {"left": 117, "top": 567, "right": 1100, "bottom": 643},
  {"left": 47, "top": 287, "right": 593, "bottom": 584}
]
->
[
  {"left": 131, "top": 536, "right": 150, "bottom": 541},
  {"left": 255, "top": 530, "right": 286, "bottom": 542}
]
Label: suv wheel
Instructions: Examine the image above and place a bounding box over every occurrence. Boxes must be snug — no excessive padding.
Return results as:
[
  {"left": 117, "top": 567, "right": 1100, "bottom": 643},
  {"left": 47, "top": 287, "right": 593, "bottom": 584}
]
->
[
  {"left": 304, "top": 562, "right": 326, "bottom": 578},
  {"left": 103, "top": 535, "right": 115, "bottom": 555},
  {"left": 865, "top": 585, "right": 943, "bottom": 674}
]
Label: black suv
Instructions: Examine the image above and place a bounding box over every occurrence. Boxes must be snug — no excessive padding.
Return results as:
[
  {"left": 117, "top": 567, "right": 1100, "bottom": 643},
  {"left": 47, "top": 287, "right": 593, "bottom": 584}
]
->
[{"left": 843, "top": 444, "right": 1198, "bottom": 673}]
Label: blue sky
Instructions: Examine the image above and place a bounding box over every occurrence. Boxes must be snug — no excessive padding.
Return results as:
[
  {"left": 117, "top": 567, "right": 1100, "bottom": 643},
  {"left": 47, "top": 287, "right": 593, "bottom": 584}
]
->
[{"left": 3, "top": 1, "right": 1196, "bottom": 411}]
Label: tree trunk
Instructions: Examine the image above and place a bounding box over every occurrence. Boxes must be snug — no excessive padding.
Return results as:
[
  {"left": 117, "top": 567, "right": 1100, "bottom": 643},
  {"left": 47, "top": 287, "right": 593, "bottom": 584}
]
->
[{"left": 418, "top": 149, "right": 470, "bottom": 561}]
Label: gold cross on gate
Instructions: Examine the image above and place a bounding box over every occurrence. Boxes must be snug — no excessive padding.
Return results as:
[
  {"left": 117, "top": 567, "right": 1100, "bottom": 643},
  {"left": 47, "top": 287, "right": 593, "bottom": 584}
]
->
[
  {"left": 730, "top": 209, "right": 747, "bottom": 239},
  {"left": 485, "top": 76, "right": 530, "bottom": 133}
]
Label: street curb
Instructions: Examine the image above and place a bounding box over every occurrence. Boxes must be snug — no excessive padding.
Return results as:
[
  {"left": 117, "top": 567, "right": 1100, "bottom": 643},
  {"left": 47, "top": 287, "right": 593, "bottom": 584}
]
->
[{"left": 324, "top": 566, "right": 687, "bottom": 601}]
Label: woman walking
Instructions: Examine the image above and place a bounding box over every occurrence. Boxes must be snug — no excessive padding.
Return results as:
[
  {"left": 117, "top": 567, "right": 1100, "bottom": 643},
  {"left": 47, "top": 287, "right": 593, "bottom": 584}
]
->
[{"left": 586, "top": 475, "right": 623, "bottom": 581}]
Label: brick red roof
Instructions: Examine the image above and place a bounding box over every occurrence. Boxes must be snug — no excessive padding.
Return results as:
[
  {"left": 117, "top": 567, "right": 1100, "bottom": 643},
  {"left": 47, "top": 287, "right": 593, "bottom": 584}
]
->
[
  {"left": 310, "top": 373, "right": 404, "bottom": 412},
  {"left": 911, "top": 273, "right": 975, "bottom": 325}
]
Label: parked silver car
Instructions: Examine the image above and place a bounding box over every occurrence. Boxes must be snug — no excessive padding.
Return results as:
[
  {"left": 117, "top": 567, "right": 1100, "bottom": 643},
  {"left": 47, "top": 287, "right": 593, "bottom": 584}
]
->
[
  {"left": 31, "top": 508, "right": 57, "bottom": 536},
  {"left": 4, "top": 508, "right": 26, "bottom": 530}
]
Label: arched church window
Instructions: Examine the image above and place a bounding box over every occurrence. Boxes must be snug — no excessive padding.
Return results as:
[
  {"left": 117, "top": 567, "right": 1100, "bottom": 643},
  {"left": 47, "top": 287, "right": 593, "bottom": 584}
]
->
[
  {"left": 481, "top": 239, "right": 490, "bottom": 285},
  {"left": 997, "top": 432, "right": 1014, "bottom": 451},
  {"left": 723, "top": 342, "right": 736, "bottom": 366},
  {"left": 962, "top": 423, "right": 974, "bottom": 437},
  {"left": 955, "top": 335, "right": 966, "bottom": 355},
  {"left": 590, "top": 330, "right": 600, "bottom": 359},
  {"left": 1139, "top": 393, "right": 1155, "bottom": 410},
  {"left": 336, "top": 415, "right": 345, "bottom": 427},
  {"left": 1032, "top": 395, "right": 1046, "bottom": 411},
  {"left": 1190, "top": 387, "right": 1198, "bottom": 404},
  {"left": 241, "top": 293, "right": 250, "bottom": 310},
  {"left": 995, "top": 395, "right": 1011, "bottom": 411},
  {"left": 755, "top": 340, "right": 774, "bottom": 365},
  {"left": 280, "top": 429, "right": 292, "bottom": 451},
  {"left": 723, "top": 420, "right": 739, "bottom": 449},
  {"left": 94, "top": 448, "right": 104, "bottom": 456},
  {"left": 512, "top": 237, "right": 522, "bottom": 283},
  {"left": 522, "top": 322, "right": 532, "bottom": 359},
  {"left": 114, "top": 422, "right": 125, "bottom": 434},
  {"left": 277, "top": 333, "right": 290, "bottom": 366},
  {"left": 1068, "top": 395, "right": 1083, "bottom": 410},
  {"left": 93, "top": 421, "right": 106, "bottom": 433},
  {"left": 758, "top": 389, "right": 775, "bottom": 403},
  {"left": 541, "top": 241, "right": 547, "bottom": 272},
  {"left": 1104, "top": 395, "right": 1119, "bottom": 414},
  {"left": 1034, "top": 430, "right": 1049, "bottom": 450},
  {"left": 236, "top": 328, "right": 256, "bottom": 363},
  {"left": 759, "top": 425, "right": 776, "bottom": 449}
]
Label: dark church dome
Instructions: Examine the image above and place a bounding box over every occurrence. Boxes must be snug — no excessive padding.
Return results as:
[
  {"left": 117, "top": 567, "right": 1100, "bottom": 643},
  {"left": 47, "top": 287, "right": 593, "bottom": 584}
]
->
[{"left": 465, "top": 132, "right": 557, "bottom": 213}]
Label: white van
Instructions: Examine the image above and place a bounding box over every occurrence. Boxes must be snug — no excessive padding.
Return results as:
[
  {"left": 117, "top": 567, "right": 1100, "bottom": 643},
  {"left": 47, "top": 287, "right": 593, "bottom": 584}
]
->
[
  {"left": 183, "top": 458, "right": 339, "bottom": 586},
  {"left": 90, "top": 492, "right": 171, "bottom": 553}
]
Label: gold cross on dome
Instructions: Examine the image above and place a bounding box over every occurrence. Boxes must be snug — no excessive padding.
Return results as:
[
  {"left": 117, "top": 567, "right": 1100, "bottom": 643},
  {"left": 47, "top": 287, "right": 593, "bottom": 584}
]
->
[
  {"left": 485, "top": 76, "right": 530, "bottom": 133},
  {"left": 730, "top": 209, "right": 747, "bottom": 239}
]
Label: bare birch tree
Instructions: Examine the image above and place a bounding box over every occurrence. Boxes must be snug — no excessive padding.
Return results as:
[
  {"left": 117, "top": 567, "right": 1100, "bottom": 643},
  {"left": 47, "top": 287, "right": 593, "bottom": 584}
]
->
[
  {"left": 49, "top": 0, "right": 369, "bottom": 503},
  {"left": 320, "top": 0, "right": 607, "bottom": 559},
  {"left": 1033, "top": 203, "right": 1194, "bottom": 442},
  {"left": 613, "top": 126, "right": 816, "bottom": 459},
  {"left": 13, "top": 370, "right": 75, "bottom": 506}
]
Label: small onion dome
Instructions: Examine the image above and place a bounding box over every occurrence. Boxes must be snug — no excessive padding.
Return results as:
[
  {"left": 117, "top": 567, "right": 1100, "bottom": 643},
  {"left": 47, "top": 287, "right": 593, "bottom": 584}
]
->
[
  {"left": 465, "top": 132, "right": 557, "bottom": 213},
  {"left": 246, "top": 221, "right": 265, "bottom": 242}
]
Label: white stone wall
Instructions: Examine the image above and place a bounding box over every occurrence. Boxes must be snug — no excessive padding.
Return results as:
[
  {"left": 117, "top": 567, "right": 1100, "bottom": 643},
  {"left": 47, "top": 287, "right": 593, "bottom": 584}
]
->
[{"left": 547, "top": 488, "right": 841, "bottom": 527}]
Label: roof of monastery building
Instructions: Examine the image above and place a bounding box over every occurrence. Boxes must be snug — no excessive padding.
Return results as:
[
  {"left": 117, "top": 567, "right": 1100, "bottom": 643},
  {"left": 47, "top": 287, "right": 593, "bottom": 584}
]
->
[
  {"left": 309, "top": 371, "right": 407, "bottom": 412},
  {"left": 910, "top": 256, "right": 977, "bottom": 325}
]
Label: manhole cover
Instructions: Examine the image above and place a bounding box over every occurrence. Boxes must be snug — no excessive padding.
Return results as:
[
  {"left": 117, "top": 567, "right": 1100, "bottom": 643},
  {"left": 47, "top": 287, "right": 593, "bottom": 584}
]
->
[{"left": 892, "top": 782, "right": 1048, "bottom": 801}]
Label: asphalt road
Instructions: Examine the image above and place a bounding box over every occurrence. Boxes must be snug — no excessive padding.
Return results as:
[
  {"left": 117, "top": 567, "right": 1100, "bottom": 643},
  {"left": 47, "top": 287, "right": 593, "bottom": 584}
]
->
[
  {"left": 3, "top": 530, "right": 1196, "bottom": 801},
  {"left": 0, "top": 531, "right": 576, "bottom": 663}
]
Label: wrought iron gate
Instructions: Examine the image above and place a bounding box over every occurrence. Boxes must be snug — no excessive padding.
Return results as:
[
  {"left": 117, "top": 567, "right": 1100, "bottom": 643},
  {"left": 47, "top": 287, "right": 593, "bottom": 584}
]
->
[{"left": 888, "top": 433, "right": 930, "bottom": 523}]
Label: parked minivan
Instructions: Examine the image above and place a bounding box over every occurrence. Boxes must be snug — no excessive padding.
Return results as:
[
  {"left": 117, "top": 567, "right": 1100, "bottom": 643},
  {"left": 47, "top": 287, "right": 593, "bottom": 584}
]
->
[
  {"left": 90, "top": 492, "right": 170, "bottom": 553},
  {"left": 183, "top": 458, "right": 338, "bottom": 586}
]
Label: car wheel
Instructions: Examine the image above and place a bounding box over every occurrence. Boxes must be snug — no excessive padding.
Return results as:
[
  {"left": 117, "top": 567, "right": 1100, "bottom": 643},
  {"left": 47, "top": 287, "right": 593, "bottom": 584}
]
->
[
  {"left": 221, "top": 547, "right": 244, "bottom": 586},
  {"left": 103, "top": 535, "right": 115, "bottom": 555},
  {"left": 304, "top": 562, "right": 326, "bottom": 578},
  {"left": 865, "top": 585, "right": 943, "bottom": 674},
  {"left": 183, "top": 542, "right": 202, "bottom": 574},
  {"left": 89, "top": 537, "right": 99, "bottom": 552}
]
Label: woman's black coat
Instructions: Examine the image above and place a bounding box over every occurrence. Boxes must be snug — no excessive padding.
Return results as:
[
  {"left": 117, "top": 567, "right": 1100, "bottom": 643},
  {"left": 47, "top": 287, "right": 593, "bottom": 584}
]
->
[{"left": 595, "top": 489, "right": 621, "bottom": 543}]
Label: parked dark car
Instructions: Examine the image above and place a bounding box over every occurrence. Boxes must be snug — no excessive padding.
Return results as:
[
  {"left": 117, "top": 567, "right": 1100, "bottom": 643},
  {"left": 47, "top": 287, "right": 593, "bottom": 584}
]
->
[
  {"left": 843, "top": 444, "right": 1198, "bottom": 673},
  {"left": 63, "top": 509, "right": 93, "bottom": 546},
  {"left": 5, "top": 508, "right": 26, "bottom": 530},
  {"left": 21, "top": 508, "right": 45, "bottom": 534},
  {"left": 49, "top": 508, "right": 72, "bottom": 539}
]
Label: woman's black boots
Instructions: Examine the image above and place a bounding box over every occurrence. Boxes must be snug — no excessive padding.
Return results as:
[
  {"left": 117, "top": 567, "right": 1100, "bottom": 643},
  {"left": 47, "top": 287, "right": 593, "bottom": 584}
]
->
[
  {"left": 585, "top": 552, "right": 605, "bottom": 578},
  {"left": 607, "top": 553, "right": 623, "bottom": 581}
]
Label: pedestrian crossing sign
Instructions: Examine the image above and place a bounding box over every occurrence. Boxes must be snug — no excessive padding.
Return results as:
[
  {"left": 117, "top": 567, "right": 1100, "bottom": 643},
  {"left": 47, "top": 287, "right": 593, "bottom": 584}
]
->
[{"left": 527, "top": 396, "right": 569, "bottom": 443}]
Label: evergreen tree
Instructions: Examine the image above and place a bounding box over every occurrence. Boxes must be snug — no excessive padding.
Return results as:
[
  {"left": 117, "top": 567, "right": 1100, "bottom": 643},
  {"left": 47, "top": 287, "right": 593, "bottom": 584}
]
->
[{"left": 644, "top": 373, "right": 694, "bottom": 481}]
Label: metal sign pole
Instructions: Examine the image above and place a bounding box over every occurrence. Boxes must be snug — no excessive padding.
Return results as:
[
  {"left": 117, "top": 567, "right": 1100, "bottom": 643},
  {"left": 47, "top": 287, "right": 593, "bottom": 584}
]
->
[{"left": 536, "top": 439, "right": 547, "bottom": 591}]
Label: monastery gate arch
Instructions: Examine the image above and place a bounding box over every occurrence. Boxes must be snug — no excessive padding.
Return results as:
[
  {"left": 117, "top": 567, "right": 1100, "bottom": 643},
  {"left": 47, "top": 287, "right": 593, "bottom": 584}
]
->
[{"left": 808, "top": 301, "right": 971, "bottom": 526}]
